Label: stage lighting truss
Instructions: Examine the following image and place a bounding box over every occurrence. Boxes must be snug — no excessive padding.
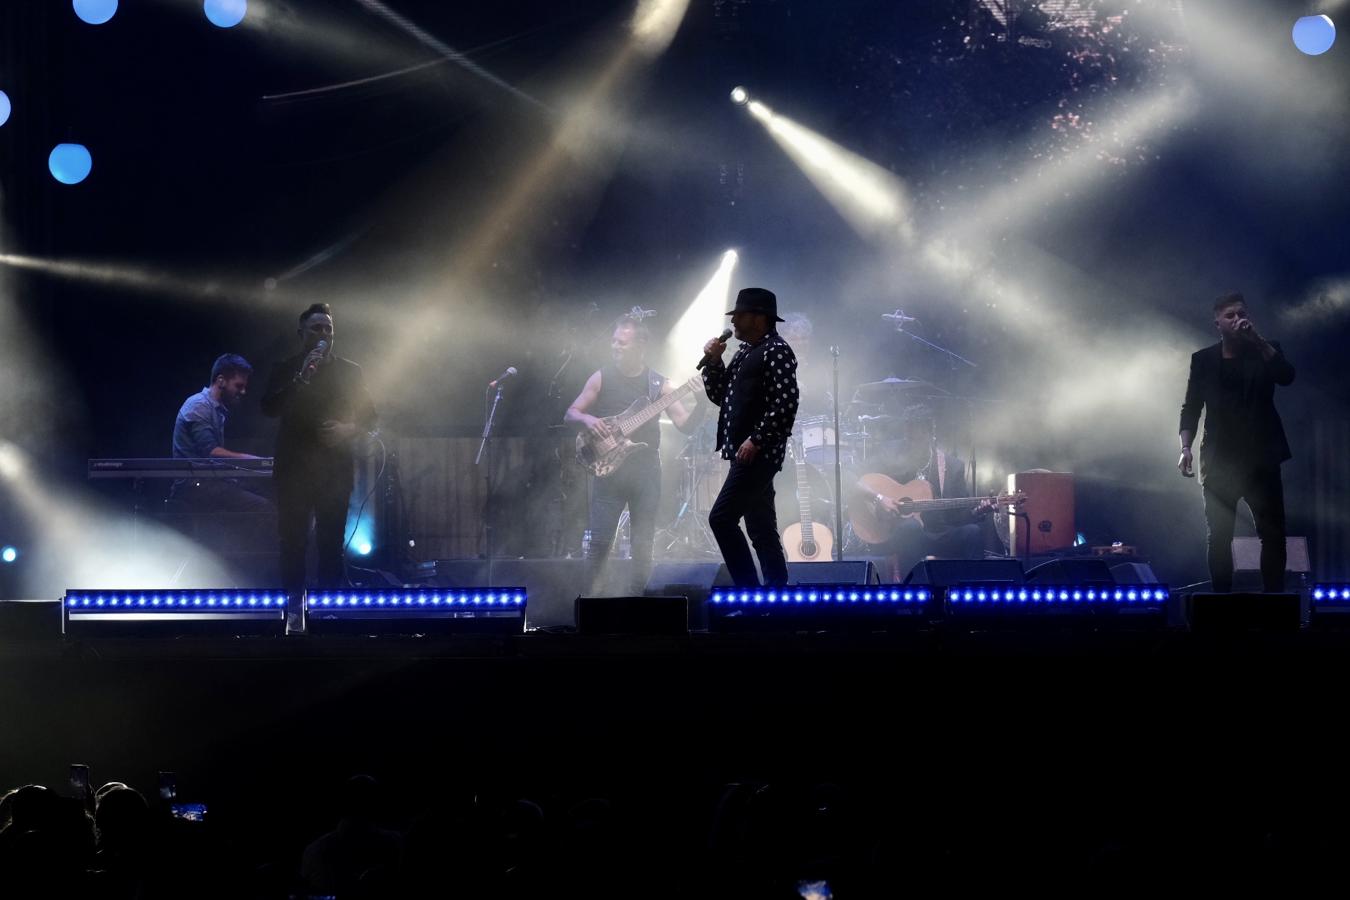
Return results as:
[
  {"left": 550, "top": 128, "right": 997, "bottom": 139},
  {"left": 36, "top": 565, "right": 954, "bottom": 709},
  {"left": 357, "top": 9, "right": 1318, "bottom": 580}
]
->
[
  {"left": 944, "top": 584, "right": 1170, "bottom": 620},
  {"left": 305, "top": 588, "right": 527, "bottom": 634},
  {"left": 62, "top": 590, "right": 289, "bottom": 637},
  {"left": 707, "top": 585, "right": 933, "bottom": 631}
]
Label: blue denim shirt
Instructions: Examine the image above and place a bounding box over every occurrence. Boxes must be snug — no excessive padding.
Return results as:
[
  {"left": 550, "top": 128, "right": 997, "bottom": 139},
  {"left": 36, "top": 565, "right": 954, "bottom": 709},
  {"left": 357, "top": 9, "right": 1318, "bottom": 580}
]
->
[{"left": 172, "top": 387, "right": 227, "bottom": 458}]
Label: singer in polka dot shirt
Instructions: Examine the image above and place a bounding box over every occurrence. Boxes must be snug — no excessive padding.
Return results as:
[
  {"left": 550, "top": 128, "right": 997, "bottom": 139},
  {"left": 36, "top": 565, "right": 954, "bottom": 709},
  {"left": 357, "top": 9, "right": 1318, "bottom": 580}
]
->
[{"left": 700, "top": 288, "right": 800, "bottom": 586}]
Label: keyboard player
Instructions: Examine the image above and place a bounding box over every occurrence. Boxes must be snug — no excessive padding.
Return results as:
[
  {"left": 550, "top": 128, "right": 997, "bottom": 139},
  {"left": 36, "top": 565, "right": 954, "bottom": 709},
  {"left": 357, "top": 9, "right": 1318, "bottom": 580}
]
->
[{"left": 170, "top": 353, "right": 273, "bottom": 514}]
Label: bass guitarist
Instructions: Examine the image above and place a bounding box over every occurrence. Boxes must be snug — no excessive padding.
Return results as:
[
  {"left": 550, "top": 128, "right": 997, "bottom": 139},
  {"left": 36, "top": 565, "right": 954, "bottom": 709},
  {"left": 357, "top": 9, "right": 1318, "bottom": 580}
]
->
[
  {"left": 853, "top": 404, "right": 997, "bottom": 581},
  {"left": 566, "top": 314, "right": 700, "bottom": 593}
]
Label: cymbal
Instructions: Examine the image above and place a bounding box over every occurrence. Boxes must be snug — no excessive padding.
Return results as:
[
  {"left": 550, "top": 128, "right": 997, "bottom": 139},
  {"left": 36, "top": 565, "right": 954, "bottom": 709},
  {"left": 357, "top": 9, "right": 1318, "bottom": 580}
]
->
[{"left": 853, "top": 377, "right": 943, "bottom": 396}]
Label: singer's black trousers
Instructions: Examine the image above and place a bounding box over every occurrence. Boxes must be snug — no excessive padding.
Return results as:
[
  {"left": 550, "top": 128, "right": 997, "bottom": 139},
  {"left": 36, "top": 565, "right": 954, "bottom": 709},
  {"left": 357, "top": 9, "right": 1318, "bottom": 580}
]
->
[
  {"left": 277, "top": 470, "right": 351, "bottom": 593},
  {"left": 709, "top": 456, "right": 789, "bottom": 587},
  {"left": 1202, "top": 463, "right": 1287, "bottom": 592}
]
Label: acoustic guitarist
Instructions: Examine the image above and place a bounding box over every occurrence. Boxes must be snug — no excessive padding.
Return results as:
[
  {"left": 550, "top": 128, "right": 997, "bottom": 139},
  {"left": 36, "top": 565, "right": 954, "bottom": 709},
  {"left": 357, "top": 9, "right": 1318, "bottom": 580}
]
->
[
  {"left": 851, "top": 404, "right": 997, "bottom": 581},
  {"left": 566, "top": 314, "right": 700, "bottom": 593}
]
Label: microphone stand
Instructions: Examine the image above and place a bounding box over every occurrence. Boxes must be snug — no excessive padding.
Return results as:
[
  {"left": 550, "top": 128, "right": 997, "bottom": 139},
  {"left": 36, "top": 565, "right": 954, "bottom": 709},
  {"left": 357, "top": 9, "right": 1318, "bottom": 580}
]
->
[
  {"left": 830, "top": 345, "right": 845, "bottom": 562},
  {"left": 892, "top": 322, "right": 979, "bottom": 370},
  {"left": 477, "top": 383, "right": 505, "bottom": 587}
]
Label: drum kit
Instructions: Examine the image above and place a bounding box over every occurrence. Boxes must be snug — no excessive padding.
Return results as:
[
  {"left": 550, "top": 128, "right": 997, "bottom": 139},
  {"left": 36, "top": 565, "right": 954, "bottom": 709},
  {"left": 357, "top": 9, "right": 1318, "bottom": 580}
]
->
[{"left": 654, "top": 374, "right": 955, "bottom": 557}]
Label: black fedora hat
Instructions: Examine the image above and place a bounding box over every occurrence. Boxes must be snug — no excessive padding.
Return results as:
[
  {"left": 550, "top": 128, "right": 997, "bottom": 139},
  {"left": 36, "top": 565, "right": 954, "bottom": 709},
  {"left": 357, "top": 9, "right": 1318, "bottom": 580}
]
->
[{"left": 726, "top": 287, "right": 785, "bottom": 322}]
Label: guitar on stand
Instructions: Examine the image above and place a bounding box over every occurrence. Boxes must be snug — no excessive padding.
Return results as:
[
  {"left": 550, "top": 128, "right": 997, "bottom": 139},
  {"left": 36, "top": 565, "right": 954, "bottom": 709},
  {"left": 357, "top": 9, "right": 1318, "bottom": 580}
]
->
[
  {"left": 847, "top": 473, "right": 1024, "bottom": 545},
  {"left": 576, "top": 375, "right": 704, "bottom": 477},
  {"left": 782, "top": 435, "right": 835, "bottom": 563}
]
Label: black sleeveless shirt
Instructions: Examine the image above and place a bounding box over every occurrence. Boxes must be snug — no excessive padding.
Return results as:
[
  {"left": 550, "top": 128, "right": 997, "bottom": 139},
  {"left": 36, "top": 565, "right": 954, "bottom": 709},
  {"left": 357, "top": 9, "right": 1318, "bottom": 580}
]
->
[{"left": 594, "top": 365, "right": 663, "bottom": 451}]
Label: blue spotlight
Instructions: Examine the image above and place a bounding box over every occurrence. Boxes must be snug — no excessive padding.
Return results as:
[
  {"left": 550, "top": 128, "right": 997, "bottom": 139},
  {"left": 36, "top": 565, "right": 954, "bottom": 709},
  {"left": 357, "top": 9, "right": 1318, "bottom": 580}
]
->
[
  {"left": 1, "top": 546, "right": 17, "bottom": 564},
  {"left": 73, "top": 0, "right": 118, "bottom": 25},
  {"left": 1293, "top": 15, "right": 1336, "bottom": 56},
  {"left": 0, "top": 92, "right": 11, "bottom": 128},
  {"left": 204, "top": 0, "right": 247, "bottom": 28},
  {"left": 49, "top": 144, "right": 93, "bottom": 185}
]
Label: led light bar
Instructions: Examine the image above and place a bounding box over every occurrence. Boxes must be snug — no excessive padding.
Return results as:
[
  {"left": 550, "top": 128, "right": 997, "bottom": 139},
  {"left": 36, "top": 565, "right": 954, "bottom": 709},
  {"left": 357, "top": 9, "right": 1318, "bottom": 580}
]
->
[
  {"left": 1312, "top": 585, "right": 1350, "bottom": 606},
  {"left": 944, "top": 584, "right": 1170, "bottom": 621},
  {"left": 305, "top": 588, "right": 527, "bottom": 634},
  {"left": 62, "top": 590, "right": 289, "bottom": 637},
  {"left": 707, "top": 585, "right": 933, "bottom": 632},
  {"left": 1310, "top": 585, "right": 1350, "bottom": 624}
]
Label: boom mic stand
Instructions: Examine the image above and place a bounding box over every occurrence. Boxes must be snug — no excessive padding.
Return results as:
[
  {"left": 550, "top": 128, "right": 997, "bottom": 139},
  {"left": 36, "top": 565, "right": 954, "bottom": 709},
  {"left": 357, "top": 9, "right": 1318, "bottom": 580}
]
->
[{"left": 477, "top": 381, "right": 506, "bottom": 587}]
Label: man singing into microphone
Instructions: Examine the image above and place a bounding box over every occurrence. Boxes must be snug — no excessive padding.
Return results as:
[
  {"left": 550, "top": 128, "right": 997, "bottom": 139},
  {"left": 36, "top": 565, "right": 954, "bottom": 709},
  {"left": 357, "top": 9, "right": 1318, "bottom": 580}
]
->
[
  {"left": 262, "top": 303, "right": 377, "bottom": 597},
  {"left": 1178, "top": 292, "right": 1295, "bottom": 593},
  {"left": 701, "top": 288, "right": 799, "bottom": 586}
]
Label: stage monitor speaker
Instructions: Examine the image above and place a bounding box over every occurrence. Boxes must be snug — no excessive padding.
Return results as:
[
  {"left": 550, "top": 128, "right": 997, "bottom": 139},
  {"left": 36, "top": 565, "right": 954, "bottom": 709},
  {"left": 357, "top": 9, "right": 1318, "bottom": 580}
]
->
[
  {"left": 787, "top": 561, "right": 878, "bottom": 585},
  {"left": 1008, "top": 471, "right": 1074, "bottom": 555},
  {"left": 576, "top": 595, "right": 689, "bottom": 636},
  {"left": 1024, "top": 557, "right": 1114, "bottom": 585},
  {"left": 1188, "top": 592, "right": 1301, "bottom": 633},
  {"left": 645, "top": 562, "right": 729, "bottom": 632},
  {"left": 1109, "top": 562, "right": 1161, "bottom": 585},
  {"left": 904, "top": 559, "right": 1025, "bottom": 587}
]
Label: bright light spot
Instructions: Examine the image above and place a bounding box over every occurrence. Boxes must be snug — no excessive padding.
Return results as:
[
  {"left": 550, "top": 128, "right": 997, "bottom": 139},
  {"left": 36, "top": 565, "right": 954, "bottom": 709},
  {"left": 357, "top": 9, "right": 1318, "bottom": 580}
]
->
[
  {"left": 356, "top": 541, "right": 373, "bottom": 556},
  {"left": 204, "top": 0, "right": 247, "bottom": 28},
  {"left": 665, "top": 250, "right": 739, "bottom": 375},
  {"left": 630, "top": 0, "right": 690, "bottom": 54},
  {"left": 1, "top": 547, "right": 17, "bottom": 564},
  {"left": 744, "top": 99, "right": 914, "bottom": 243},
  {"left": 0, "top": 92, "right": 11, "bottom": 128},
  {"left": 1293, "top": 15, "right": 1336, "bottom": 55},
  {"left": 730, "top": 86, "right": 748, "bottom": 105},
  {"left": 49, "top": 144, "right": 93, "bottom": 185},
  {"left": 73, "top": 0, "right": 117, "bottom": 25}
]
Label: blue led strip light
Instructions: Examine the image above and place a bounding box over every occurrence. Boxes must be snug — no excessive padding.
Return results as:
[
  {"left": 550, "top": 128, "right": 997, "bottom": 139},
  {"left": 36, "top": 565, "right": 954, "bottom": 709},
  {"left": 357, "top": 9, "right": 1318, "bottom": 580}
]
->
[
  {"left": 64, "top": 591, "right": 289, "bottom": 611},
  {"left": 707, "top": 587, "right": 932, "bottom": 606},
  {"left": 1311, "top": 586, "right": 1350, "bottom": 604},
  {"left": 306, "top": 589, "right": 528, "bottom": 610},
  {"left": 945, "top": 585, "right": 1170, "bottom": 606}
]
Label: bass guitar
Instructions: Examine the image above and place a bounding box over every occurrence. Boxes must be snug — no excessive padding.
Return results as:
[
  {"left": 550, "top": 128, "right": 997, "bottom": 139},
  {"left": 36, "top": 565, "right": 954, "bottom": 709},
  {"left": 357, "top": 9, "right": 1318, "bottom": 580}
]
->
[
  {"left": 847, "top": 472, "right": 1024, "bottom": 545},
  {"left": 575, "top": 375, "right": 703, "bottom": 477}
]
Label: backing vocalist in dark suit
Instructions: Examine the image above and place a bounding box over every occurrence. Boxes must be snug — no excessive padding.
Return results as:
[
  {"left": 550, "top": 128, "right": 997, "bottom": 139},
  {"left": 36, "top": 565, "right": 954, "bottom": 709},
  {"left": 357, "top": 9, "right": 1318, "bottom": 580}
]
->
[
  {"left": 701, "top": 288, "right": 800, "bottom": 587},
  {"left": 1178, "top": 292, "right": 1295, "bottom": 593},
  {"left": 262, "top": 303, "right": 378, "bottom": 593}
]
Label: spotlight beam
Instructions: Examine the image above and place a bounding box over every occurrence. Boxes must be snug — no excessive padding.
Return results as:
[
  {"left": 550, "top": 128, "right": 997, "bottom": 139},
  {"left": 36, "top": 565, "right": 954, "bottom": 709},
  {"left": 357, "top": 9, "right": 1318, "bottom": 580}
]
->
[{"left": 351, "top": 0, "right": 546, "bottom": 109}]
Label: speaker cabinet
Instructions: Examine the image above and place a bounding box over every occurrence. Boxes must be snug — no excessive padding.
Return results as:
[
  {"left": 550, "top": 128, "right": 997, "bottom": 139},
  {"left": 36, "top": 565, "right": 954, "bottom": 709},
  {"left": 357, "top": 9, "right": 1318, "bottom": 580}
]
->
[
  {"left": 786, "top": 561, "right": 879, "bottom": 585},
  {"left": 1024, "top": 557, "right": 1114, "bottom": 585},
  {"left": 1008, "top": 471, "right": 1074, "bottom": 555},
  {"left": 904, "top": 558, "right": 1025, "bottom": 586},
  {"left": 575, "top": 595, "right": 689, "bottom": 636},
  {"left": 1188, "top": 592, "right": 1301, "bottom": 632}
]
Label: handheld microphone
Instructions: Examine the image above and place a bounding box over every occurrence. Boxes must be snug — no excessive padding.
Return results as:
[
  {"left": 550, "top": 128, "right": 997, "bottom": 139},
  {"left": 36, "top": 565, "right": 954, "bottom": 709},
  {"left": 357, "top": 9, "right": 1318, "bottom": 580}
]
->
[
  {"left": 298, "top": 339, "right": 328, "bottom": 384},
  {"left": 488, "top": 366, "right": 518, "bottom": 389},
  {"left": 696, "top": 329, "right": 733, "bottom": 371}
]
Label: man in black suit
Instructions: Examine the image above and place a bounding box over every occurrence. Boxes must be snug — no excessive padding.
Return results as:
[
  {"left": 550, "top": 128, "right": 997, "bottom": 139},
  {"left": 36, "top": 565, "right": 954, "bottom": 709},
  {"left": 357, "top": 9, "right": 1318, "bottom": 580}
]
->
[
  {"left": 1179, "top": 292, "right": 1295, "bottom": 592},
  {"left": 261, "top": 303, "right": 378, "bottom": 597},
  {"left": 701, "top": 288, "right": 799, "bottom": 586}
]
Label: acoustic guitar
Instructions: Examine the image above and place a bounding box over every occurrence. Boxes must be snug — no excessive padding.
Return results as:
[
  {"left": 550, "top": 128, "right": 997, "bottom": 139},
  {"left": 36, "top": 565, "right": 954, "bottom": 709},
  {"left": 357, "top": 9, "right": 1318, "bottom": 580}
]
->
[
  {"left": 847, "top": 472, "right": 1024, "bottom": 545},
  {"left": 575, "top": 375, "right": 703, "bottom": 477},
  {"left": 782, "top": 437, "right": 834, "bottom": 562}
]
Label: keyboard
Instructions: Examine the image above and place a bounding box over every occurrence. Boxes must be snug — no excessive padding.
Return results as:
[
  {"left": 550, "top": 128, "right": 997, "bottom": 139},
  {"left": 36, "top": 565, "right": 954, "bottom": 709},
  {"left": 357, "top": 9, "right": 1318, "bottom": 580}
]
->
[{"left": 88, "top": 458, "right": 275, "bottom": 479}]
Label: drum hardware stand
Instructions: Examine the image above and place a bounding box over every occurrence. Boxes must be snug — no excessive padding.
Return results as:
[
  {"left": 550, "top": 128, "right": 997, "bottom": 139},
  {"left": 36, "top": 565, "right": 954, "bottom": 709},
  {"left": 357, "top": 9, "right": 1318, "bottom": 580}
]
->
[
  {"left": 830, "top": 344, "right": 845, "bottom": 562},
  {"left": 655, "top": 434, "right": 720, "bottom": 557}
]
